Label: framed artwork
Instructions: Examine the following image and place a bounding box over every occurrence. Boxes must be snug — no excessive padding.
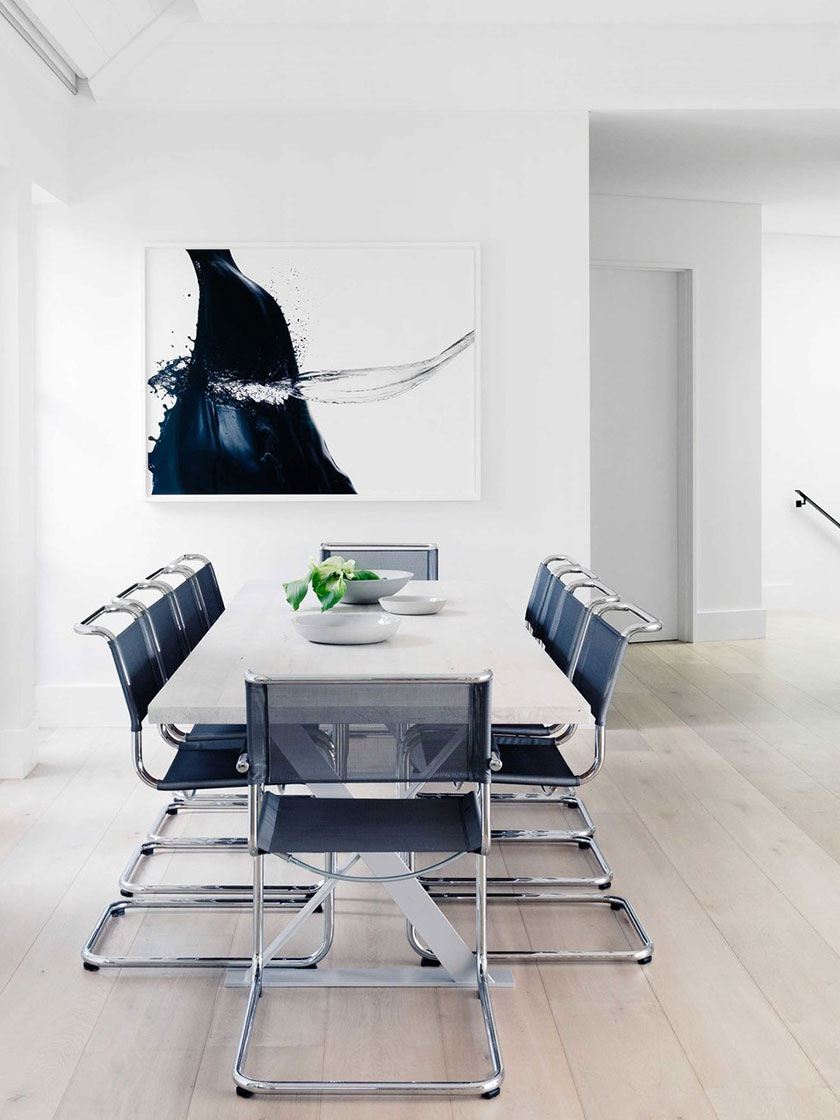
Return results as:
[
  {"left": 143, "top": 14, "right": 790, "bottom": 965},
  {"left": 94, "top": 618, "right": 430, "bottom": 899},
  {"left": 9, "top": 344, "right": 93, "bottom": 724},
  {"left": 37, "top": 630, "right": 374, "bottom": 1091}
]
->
[{"left": 145, "top": 243, "right": 479, "bottom": 500}]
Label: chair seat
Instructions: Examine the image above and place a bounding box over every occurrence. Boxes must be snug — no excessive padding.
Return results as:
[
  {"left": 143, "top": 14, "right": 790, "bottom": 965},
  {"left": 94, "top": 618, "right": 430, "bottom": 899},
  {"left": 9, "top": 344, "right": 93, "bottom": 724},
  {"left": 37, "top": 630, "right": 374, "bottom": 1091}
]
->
[
  {"left": 180, "top": 723, "right": 247, "bottom": 750},
  {"left": 490, "top": 735, "right": 579, "bottom": 787},
  {"left": 492, "top": 723, "right": 551, "bottom": 737},
  {"left": 157, "top": 747, "right": 249, "bottom": 791},
  {"left": 258, "top": 792, "right": 482, "bottom": 855}
]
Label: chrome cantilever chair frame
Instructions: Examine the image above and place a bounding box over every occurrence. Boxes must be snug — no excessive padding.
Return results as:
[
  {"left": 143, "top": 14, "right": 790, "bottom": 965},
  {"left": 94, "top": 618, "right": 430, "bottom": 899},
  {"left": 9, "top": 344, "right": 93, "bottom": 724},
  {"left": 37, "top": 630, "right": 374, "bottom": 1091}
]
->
[
  {"left": 75, "top": 604, "right": 331, "bottom": 971},
  {"left": 233, "top": 671, "right": 503, "bottom": 1100},
  {"left": 491, "top": 574, "right": 622, "bottom": 847},
  {"left": 416, "top": 573, "right": 620, "bottom": 901},
  {"left": 413, "top": 602, "right": 661, "bottom": 964},
  {"left": 108, "top": 585, "right": 321, "bottom": 904}
]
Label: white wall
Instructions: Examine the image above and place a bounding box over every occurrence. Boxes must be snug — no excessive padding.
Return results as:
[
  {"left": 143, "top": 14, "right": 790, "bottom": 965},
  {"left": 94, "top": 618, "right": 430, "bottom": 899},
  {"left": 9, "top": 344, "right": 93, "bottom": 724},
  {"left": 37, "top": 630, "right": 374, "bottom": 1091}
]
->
[
  {"left": 35, "top": 110, "right": 590, "bottom": 722},
  {"left": 0, "top": 24, "right": 70, "bottom": 773},
  {"left": 763, "top": 234, "right": 840, "bottom": 611},
  {"left": 100, "top": 22, "right": 840, "bottom": 113},
  {"left": 590, "top": 195, "right": 764, "bottom": 641},
  {"left": 0, "top": 23, "right": 70, "bottom": 200}
]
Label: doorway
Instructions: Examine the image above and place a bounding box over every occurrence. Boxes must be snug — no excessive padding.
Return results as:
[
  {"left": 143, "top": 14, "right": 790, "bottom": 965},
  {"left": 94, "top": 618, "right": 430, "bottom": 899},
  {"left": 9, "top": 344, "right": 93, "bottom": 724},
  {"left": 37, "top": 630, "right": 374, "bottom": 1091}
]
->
[{"left": 590, "top": 265, "right": 693, "bottom": 641}]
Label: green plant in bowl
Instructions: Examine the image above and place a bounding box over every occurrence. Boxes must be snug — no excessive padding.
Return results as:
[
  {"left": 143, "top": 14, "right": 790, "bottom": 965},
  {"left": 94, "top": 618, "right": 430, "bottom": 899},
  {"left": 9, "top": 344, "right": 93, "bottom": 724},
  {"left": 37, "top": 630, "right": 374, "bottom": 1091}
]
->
[{"left": 283, "top": 556, "right": 380, "bottom": 613}]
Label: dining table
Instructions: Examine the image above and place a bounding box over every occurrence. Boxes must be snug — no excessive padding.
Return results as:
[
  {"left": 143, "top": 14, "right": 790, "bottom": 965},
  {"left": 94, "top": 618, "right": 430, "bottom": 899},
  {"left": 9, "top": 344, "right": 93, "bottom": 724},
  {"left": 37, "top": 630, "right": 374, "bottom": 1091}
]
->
[{"left": 148, "top": 578, "right": 592, "bottom": 989}]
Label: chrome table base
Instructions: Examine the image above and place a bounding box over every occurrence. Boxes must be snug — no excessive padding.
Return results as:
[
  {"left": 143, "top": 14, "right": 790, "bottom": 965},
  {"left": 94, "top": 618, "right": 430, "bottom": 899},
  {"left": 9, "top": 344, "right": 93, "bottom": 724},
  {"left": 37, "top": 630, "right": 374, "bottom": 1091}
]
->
[{"left": 225, "top": 965, "right": 515, "bottom": 988}]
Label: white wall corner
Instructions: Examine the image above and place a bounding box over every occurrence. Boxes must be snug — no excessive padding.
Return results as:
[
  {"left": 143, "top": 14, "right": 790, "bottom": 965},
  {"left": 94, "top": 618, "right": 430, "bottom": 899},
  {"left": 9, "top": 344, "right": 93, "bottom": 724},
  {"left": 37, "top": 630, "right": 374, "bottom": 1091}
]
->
[
  {"left": 0, "top": 721, "right": 38, "bottom": 778},
  {"left": 37, "top": 684, "right": 125, "bottom": 728},
  {"left": 692, "top": 608, "right": 766, "bottom": 643}
]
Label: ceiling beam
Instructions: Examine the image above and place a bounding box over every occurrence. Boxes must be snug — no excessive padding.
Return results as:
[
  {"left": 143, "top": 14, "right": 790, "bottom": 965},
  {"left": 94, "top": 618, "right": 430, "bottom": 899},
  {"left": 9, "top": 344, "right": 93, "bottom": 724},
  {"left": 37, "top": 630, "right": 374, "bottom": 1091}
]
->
[{"left": 0, "top": 0, "right": 79, "bottom": 92}]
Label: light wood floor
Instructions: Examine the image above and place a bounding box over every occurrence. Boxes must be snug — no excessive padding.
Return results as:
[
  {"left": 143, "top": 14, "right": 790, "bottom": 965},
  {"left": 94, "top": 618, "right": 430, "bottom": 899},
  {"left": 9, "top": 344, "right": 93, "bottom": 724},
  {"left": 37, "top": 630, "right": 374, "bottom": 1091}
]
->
[{"left": 3, "top": 612, "right": 840, "bottom": 1119}]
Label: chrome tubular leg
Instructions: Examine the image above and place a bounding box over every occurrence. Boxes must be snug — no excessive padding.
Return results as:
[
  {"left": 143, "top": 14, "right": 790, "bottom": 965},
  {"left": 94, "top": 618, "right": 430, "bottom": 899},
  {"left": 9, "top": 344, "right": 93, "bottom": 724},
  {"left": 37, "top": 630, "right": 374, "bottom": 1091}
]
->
[
  {"left": 120, "top": 791, "right": 322, "bottom": 899},
  {"left": 404, "top": 851, "right": 438, "bottom": 963},
  {"left": 253, "top": 850, "right": 264, "bottom": 983},
  {"left": 232, "top": 849, "right": 264, "bottom": 1099},
  {"left": 81, "top": 896, "right": 313, "bottom": 971},
  {"left": 488, "top": 791, "right": 596, "bottom": 841},
  {"left": 475, "top": 850, "right": 504, "bottom": 1098},
  {"left": 233, "top": 809, "right": 504, "bottom": 1093},
  {"left": 487, "top": 893, "right": 653, "bottom": 964},
  {"left": 117, "top": 837, "right": 320, "bottom": 899},
  {"left": 86, "top": 852, "right": 330, "bottom": 972},
  {"left": 233, "top": 966, "right": 262, "bottom": 1098},
  {"left": 421, "top": 834, "right": 613, "bottom": 895}
]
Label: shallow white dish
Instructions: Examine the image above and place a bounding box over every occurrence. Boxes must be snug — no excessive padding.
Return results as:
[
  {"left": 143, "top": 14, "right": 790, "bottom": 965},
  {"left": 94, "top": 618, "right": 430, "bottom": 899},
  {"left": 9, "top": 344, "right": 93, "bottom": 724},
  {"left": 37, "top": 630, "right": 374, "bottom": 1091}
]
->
[
  {"left": 380, "top": 595, "right": 447, "bottom": 616},
  {"left": 291, "top": 610, "right": 401, "bottom": 645},
  {"left": 341, "top": 570, "right": 413, "bottom": 604}
]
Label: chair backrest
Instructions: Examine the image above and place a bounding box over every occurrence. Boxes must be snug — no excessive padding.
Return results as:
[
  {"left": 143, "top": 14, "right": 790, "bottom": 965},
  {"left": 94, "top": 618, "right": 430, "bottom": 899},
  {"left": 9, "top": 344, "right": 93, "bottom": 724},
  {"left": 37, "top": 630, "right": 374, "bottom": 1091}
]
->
[
  {"left": 543, "top": 577, "right": 618, "bottom": 676},
  {"left": 524, "top": 561, "right": 555, "bottom": 633},
  {"left": 245, "top": 672, "right": 492, "bottom": 787},
  {"left": 138, "top": 593, "right": 189, "bottom": 679},
  {"left": 75, "top": 603, "right": 164, "bottom": 732},
  {"left": 319, "top": 543, "right": 439, "bottom": 580},
  {"left": 525, "top": 556, "right": 591, "bottom": 641},
  {"left": 146, "top": 564, "right": 209, "bottom": 650},
  {"left": 570, "top": 613, "right": 628, "bottom": 728},
  {"left": 173, "top": 554, "right": 225, "bottom": 625},
  {"left": 171, "top": 579, "right": 209, "bottom": 649},
  {"left": 113, "top": 580, "right": 190, "bottom": 681},
  {"left": 571, "top": 602, "right": 662, "bottom": 727}
]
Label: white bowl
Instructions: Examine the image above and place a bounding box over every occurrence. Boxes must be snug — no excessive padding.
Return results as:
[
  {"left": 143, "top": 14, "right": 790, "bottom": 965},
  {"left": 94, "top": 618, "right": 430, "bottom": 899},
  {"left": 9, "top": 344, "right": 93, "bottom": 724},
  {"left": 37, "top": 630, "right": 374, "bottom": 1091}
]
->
[
  {"left": 380, "top": 595, "right": 447, "bottom": 616},
  {"left": 341, "top": 570, "right": 414, "bottom": 604},
  {"left": 291, "top": 610, "right": 401, "bottom": 645}
]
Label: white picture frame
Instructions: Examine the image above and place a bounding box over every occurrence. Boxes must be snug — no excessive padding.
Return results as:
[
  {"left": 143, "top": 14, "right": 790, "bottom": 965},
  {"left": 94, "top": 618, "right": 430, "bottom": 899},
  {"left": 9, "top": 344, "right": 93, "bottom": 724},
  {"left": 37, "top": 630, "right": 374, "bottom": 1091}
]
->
[{"left": 144, "top": 242, "right": 480, "bottom": 501}]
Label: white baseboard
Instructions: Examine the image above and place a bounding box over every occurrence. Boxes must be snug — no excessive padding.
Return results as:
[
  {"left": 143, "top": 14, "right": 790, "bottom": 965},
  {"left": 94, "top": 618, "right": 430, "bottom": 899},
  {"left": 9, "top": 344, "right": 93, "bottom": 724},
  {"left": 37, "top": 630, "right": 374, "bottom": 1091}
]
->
[
  {"left": 692, "top": 608, "right": 766, "bottom": 643},
  {"left": 0, "top": 721, "right": 38, "bottom": 778},
  {"left": 37, "top": 684, "right": 124, "bottom": 728}
]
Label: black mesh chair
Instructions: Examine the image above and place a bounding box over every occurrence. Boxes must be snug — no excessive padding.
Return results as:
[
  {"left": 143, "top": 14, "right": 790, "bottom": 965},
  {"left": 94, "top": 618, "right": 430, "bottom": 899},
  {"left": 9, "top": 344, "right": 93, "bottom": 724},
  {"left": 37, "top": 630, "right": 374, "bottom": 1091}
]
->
[
  {"left": 105, "top": 581, "right": 316, "bottom": 907},
  {"left": 121, "top": 559, "right": 239, "bottom": 752},
  {"left": 75, "top": 602, "right": 330, "bottom": 970},
  {"left": 421, "top": 601, "right": 659, "bottom": 963},
  {"left": 319, "top": 542, "right": 439, "bottom": 579},
  {"left": 233, "top": 671, "right": 503, "bottom": 1100},
  {"left": 160, "top": 564, "right": 240, "bottom": 745},
  {"left": 491, "top": 572, "right": 621, "bottom": 845},
  {"left": 477, "top": 568, "right": 622, "bottom": 855}
]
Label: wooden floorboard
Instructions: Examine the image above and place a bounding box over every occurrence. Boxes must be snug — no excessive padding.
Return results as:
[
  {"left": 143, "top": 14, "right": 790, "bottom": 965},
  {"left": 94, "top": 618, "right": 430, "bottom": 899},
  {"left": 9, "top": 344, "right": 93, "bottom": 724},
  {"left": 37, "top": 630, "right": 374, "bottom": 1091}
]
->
[{"left": 2, "top": 611, "right": 840, "bottom": 1118}]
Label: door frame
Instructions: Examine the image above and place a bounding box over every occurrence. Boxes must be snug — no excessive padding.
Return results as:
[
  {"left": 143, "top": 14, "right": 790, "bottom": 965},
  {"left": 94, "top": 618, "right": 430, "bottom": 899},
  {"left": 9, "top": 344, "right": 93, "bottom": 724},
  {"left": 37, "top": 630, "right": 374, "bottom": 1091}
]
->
[{"left": 590, "top": 260, "right": 696, "bottom": 643}]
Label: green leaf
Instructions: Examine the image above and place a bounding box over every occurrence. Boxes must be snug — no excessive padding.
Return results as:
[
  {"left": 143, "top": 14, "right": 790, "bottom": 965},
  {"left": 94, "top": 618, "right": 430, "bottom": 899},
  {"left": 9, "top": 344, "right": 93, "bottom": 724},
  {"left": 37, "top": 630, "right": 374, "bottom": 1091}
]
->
[
  {"left": 310, "top": 568, "right": 331, "bottom": 598},
  {"left": 319, "top": 556, "right": 347, "bottom": 574},
  {"left": 314, "top": 572, "right": 346, "bottom": 612},
  {"left": 350, "top": 569, "right": 380, "bottom": 581},
  {"left": 283, "top": 575, "right": 311, "bottom": 612}
]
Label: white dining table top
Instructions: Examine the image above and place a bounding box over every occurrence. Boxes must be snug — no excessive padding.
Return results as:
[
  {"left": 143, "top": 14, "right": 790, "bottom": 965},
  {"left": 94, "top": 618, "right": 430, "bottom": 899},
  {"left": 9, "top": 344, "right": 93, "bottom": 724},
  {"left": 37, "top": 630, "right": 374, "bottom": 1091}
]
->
[{"left": 148, "top": 579, "right": 592, "bottom": 727}]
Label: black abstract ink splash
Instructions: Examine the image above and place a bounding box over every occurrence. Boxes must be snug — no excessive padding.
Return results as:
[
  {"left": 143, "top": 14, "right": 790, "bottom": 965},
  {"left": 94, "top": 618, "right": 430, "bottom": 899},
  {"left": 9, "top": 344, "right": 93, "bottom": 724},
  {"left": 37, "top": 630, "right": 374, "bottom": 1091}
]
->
[
  {"left": 148, "top": 250, "right": 356, "bottom": 495},
  {"left": 147, "top": 249, "right": 475, "bottom": 496}
]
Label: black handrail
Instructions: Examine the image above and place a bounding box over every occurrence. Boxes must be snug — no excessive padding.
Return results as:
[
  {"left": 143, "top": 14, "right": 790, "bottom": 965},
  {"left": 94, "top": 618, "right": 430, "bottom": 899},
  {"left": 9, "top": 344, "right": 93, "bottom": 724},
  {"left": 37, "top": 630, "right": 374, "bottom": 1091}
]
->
[{"left": 794, "top": 489, "right": 840, "bottom": 532}]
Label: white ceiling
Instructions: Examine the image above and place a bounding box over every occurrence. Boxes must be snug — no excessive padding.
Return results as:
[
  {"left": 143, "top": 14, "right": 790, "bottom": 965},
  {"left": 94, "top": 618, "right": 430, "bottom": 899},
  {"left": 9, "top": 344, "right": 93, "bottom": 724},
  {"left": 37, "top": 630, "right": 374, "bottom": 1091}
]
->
[
  {"left": 11, "top": 2, "right": 840, "bottom": 234},
  {"left": 20, "top": 0, "right": 172, "bottom": 76},
  {"left": 591, "top": 111, "right": 840, "bottom": 234},
  {"left": 193, "top": 0, "right": 840, "bottom": 24}
]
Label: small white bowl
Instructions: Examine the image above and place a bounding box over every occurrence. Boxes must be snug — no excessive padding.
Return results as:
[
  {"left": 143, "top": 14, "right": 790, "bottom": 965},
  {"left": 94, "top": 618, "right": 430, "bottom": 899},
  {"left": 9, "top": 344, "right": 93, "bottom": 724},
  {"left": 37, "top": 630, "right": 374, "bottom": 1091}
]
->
[
  {"left": 341, "top": 570, "right": 414, "bottom": 604},
  {"left": 291, "top": 610, "right": 401, "bottom": 645},
  {"left": 380, "top": 595, "right": 447, "bottom": 616}
]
